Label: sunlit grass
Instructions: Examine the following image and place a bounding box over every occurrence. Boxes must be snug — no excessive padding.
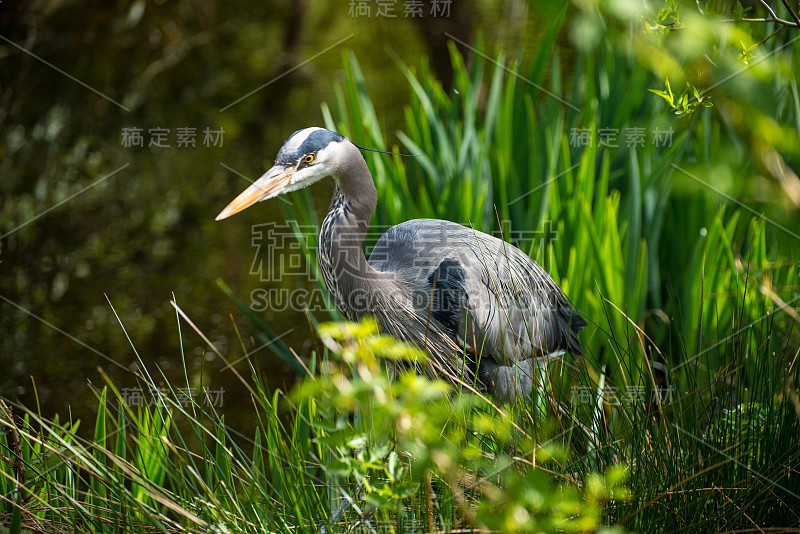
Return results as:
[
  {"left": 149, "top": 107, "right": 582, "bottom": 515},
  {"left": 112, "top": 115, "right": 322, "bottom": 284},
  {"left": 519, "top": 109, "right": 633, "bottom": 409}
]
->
[{"left": 1, "top": 282, "right": 797, "bottom": 533}]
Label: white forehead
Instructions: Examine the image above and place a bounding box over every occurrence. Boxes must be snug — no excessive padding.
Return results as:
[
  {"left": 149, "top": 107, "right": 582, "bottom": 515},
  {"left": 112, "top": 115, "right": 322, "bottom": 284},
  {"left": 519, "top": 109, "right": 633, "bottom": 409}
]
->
[{"left": 283, "top": 127, "right": 326, "bottom": 154}]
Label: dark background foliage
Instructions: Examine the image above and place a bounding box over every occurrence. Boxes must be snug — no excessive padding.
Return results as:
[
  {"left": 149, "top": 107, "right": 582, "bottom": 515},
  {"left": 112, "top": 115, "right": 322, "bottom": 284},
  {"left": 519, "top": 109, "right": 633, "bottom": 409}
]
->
[{"left": 0, "top": 0, "right": 555, "bottom": 428}]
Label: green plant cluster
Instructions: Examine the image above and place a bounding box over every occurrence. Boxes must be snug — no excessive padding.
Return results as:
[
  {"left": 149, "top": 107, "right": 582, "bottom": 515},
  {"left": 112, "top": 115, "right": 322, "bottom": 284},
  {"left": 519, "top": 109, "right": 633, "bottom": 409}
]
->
[{"left": 300, "top": 319, "right": 631, "bottom": 533}]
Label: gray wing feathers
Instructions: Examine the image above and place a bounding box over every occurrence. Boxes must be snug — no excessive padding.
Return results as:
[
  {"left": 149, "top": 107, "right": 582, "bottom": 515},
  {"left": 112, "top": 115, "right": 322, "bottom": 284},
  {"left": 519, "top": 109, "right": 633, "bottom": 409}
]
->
[{"left": 368, "top": 218, "right": 586, "bottom": 400}]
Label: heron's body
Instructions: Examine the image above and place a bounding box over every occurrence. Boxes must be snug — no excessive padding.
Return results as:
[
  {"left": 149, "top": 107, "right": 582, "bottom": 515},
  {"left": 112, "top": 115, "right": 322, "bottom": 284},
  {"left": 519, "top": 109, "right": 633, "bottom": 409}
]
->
[{"left": 217, "top": 127, "right": 586, "bottom": 402}]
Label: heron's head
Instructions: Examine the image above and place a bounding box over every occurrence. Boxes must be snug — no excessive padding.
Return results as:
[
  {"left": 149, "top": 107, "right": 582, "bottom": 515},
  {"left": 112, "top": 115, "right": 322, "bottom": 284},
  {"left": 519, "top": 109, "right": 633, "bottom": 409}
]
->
[{"left": 216, "top": 127, "right": 350, "bottom": 220}]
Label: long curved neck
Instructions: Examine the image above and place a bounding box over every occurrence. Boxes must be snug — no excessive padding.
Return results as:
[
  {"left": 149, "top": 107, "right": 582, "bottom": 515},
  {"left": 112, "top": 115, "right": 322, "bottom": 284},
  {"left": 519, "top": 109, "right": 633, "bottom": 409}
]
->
[
  {"left": 316, "top": 141, "right": 464, "bottom": 380},
  {"left": 318, "top": 143, "right": 379, "bottom": 320}
]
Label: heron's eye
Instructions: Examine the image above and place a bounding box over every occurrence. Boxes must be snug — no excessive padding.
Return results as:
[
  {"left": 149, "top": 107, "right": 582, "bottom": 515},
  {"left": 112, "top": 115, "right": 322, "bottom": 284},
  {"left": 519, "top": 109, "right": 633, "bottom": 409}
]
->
[{"left": 303, "top": 154, "right": 315, "bottom": 164}]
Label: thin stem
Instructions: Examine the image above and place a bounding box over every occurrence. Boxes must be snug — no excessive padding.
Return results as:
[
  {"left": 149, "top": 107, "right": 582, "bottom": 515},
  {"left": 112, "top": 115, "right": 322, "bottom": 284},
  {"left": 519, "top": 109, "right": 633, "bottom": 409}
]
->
[{"left": 780, "top": 0, "right": 800, "bottom": 27}]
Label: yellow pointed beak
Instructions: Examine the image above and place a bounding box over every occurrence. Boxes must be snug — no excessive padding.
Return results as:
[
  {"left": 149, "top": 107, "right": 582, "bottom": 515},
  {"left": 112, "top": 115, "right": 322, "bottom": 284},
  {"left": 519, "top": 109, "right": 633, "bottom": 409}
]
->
[{"left": 215, "top": 165, "right": 296, "bottom": 220}]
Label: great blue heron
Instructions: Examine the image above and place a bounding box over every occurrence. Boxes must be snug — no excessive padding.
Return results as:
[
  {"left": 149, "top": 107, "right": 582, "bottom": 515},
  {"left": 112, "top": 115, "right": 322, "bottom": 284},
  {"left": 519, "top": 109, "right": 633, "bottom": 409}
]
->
[{"left": 216, "top": 127, "right": 586, "bottom": 402}]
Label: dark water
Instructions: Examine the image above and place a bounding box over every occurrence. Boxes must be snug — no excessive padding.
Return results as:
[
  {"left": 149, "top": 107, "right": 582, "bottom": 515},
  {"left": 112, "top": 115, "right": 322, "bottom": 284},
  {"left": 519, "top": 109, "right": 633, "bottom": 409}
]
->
[{"left": 0, "top": 0, "right": 547, "bottom": 436}]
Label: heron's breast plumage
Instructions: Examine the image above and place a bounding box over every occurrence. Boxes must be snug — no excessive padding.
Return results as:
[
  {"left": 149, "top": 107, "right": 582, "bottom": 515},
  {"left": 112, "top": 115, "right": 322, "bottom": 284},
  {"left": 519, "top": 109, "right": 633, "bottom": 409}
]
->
[{"left": 318, "top": 189, "right": 352, "bottom": 320}]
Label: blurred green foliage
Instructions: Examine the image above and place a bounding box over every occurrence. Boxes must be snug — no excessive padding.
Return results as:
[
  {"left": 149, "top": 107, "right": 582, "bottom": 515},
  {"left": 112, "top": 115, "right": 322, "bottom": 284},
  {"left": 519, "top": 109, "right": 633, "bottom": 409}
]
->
[
  {"left": 1, "top": 0, "right": 563, "bottom": 428},
  {"left": 0, "top": 0, "right": 477, "bottom": 423}
]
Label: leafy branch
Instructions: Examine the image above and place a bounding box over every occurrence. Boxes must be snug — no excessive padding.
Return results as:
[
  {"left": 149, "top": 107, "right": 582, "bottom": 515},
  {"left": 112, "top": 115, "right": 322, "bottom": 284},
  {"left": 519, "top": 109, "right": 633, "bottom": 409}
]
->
[{"left": 648, "top": 79, "right": 713, "bottom": 116}]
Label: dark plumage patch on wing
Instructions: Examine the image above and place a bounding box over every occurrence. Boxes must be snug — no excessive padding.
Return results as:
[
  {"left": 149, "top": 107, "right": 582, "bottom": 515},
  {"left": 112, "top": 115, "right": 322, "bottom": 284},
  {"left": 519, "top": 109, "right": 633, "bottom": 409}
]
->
[
  {"left": 561, "top": 307, "right": 587, "bottom": 355},
  {"left": 427, "top": 258, "right": 488, "bottom": 390},
  {"left": 427, "top": 258, "right": 468, "bottom": 335}
]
